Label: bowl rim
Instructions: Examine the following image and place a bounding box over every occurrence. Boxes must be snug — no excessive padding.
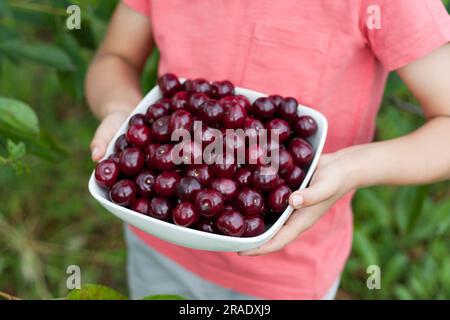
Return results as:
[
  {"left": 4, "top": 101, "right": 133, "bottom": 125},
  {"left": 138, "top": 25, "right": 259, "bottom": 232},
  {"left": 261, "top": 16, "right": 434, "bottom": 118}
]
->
[{"left": 88, "top": 83, "right": 328, "bottom": 244}]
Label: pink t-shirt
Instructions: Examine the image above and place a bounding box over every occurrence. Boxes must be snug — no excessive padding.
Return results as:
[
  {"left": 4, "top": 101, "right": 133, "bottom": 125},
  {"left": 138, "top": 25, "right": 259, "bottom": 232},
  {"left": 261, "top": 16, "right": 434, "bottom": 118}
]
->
[{"left": 123, "top": 0, "right": 450, "bottom": 299}]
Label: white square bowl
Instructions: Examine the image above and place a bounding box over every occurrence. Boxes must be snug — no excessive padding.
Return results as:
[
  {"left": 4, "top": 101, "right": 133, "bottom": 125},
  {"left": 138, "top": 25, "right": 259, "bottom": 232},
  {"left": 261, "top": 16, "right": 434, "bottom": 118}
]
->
[{"left": 88, "top": 83, "right": 328, "bottom": 252}]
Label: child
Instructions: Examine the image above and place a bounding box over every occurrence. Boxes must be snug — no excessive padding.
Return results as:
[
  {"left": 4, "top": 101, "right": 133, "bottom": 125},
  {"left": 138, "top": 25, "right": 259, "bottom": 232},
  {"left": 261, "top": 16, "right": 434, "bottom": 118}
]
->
[{"left": 86, "top": 0, "right": 450, "bottom": 299}]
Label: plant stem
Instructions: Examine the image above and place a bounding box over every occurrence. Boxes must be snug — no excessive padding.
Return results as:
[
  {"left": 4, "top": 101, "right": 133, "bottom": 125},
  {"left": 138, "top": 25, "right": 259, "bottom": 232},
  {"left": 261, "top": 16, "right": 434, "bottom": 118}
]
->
[{"left": 7, "top": 0, "right": 67, "bottom": 16}]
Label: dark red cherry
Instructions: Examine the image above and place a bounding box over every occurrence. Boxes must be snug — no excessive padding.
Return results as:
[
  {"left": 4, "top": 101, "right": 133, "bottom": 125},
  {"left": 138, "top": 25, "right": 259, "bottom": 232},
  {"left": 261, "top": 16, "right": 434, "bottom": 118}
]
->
[
  {"left": 119, "top": 147, "right": 145, "bottom": 176},
  {"left": 268, "top": 95, "right": 283, "bottom": 108},
  {"left": 95, "top": 159, "right": 120, "bottom": 188},
  {"left": 275, "top": 176, "right": 286, "bottom": 187},
  {"left": 108, "top": 153, "right": 121, "bottom": 164},
  {"left": 188, "top": 93, "right": 209, "bottom": 114},
  {"left": 251, "top": 165, "right": 279, "bottom": 191},
  {"left": 169, "top": 110, "right": 193, "bottom": 132},
  {"left": 235, "top": 168, "right": 253, "bottom": 188},
  {"left": 135, "top": 171, "right": 156, "bottom": 197},
  {"left": 129, "top": 114, "right": 146, "bottom": 126},
  {"left": 243, "top": 216, "right": 266, "bottom": 237},
  {"left": 148, "top": 196, "right": 173, "bottom": 221},
  {"left": 151, "top": 144, "right": 175, "bottom": 171},
  {"left": 144, "top": 143, "right": 160, "bottom": 167},
  {"left": 177, "top": 176, "right": 202, "bottom": 201},
  {"left": 145, "top": 101, "right": 170, "bottom": 125},
  {"left": 158, "top": 73, "right": 182, "bottom": 98},
  {"left": 150, "top": 116, "right": 171, "bottom": 143},
  {"left": 131, "top": 198, "right": 150, "bottom": 215},
  {"left": 268, "top": 184, "right": 292, "bottom": 213},
  {"left": 126, "top": 124, "right": 152, "bottom": 148},
  {"left": 278, "top": 97, "right": 298, "bottom": 122},
  {"left": 295, "top": 115, "right": 318, "bottom": 137},
  {"left": 282, "top": 166, "right": 305, "bottom": 190},
  {"left": 266, "top": 118, "right": 291, "bottom": 143},
  {"left": 198, "top": 100, "right": 224, "bottom": 125},
  {"left": 185, "top": 165, "right": 213, "bottom": 186},
  {"left": 196, "top": 218, "right": 216, "bottom": 233},
  {"left": 288, "top": 138, "right": 314, "bottom": 167},
  {"left": 189, "top": 78, "right": 212, "bottom": 96},
  {"left": 278, "top": 148, "right": 294, "bottom": 175},
  {"left": 211, "top": 80, "right": 235, "bottom": 99},
  {"left": 244, "top": 117, "right": 265, "bottom": 141},
  {"left": 109, "top": 179, "right": 137, "bottom": 206},
  {"left": 194, "top": 190, "right": 224, "bottom": 218},
  {"left": 200, "top": 126, "right": 221, "bottom": 147},
  {"left": 183, "top": 79, "right": 193, "bottom": 91},
  {"left": 210, "top": 178, "right": 238, "bottom": 202},
  {"left": 236, "top": 188, "right": 265, "bottom": 216},
  {"left": 235, "top": 95, "right": 252, "bottom": 113},
  {"left": 222, "top": 102, "right": 246, "bottom": 129},
  {"left": 213, "top": 161, "right": 237, "bottom": 179},
  {"left": 115, "top": 134, "right": 130, "bottom": 153},
  {"left": 215, "top": 208, "right": 246, "bottom": 237},
  {"left": 173, "top": 202, "right": 199, "bottom": 227},
  {"left": 171, "top": 91, "right": 190, "bottom": 112},
  {"left": 251, "top": 97, "right": 276, "bottom": 120},
  {"left": 154, "top": 171, "right": 180, "bottom": 197}
]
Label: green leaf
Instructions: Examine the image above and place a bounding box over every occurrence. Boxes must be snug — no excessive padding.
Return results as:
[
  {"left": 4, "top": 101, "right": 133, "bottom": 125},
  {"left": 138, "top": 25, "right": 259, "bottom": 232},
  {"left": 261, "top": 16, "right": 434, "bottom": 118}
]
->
[
  {"left": 142, "top": 294, "right": 185, "bottom": 300},
  {"left": 0, "top": 41, "right": 75, "bottom": 71},
  {"left": 353, "top": 229, "right": 379, "bottom": 266},
  {"left": 0, "top": 97, "right": 39, "bottom": 134},
  {"left": 67, "top": 284, "right": 127, "bottom": 300},
  {"left": 7, "top": 140, "right": 26, "bottom": 159}
]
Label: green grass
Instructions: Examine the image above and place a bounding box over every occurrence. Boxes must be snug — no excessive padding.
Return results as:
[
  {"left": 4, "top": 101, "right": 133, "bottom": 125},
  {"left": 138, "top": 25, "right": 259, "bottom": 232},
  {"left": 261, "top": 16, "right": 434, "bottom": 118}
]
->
[{"left": 0, "top": 0, "right": 449, "bottom": 300}]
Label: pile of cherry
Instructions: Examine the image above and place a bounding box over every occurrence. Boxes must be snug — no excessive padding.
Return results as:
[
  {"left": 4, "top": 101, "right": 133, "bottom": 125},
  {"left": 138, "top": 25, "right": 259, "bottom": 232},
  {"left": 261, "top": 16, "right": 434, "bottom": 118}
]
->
[{"left": 95, "top": 73, "right": 318, "bottom": 237}]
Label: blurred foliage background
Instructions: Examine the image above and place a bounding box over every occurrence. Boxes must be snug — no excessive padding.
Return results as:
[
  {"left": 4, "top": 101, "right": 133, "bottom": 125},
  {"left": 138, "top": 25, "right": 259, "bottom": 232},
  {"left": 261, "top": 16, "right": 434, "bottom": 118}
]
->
[{"left": 0, "top": 0, "right": 449, "bottom": 300}]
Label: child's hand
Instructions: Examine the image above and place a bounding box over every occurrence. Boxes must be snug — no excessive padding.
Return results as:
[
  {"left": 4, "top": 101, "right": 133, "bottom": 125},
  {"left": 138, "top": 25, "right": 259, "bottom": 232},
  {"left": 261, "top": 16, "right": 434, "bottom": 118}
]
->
[
  {"left": 90, "top": 110, "right": 130, "bottom": 162},
  {"left": 239, "top": 150, "right": 356, "bottom": 256}
]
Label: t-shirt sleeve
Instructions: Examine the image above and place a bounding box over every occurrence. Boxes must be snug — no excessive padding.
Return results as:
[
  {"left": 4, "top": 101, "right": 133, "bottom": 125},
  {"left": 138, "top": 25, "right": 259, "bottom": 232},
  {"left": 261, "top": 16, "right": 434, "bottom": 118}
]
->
[
  {"left": 362, "top": 0, "right": 450, "bottom": 71},
  {"left": 123, "top": 0, "right": 151, "bottom": 17}
]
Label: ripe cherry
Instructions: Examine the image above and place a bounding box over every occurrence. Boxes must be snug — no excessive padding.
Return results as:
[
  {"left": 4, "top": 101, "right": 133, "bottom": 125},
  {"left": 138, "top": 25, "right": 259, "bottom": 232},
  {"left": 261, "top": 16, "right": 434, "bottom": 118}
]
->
[
  {"left": 126, "top": 124, "right": 152, "bottom": 148},
  {"left": 282, "top": 166, "right": 305, "bottom": 190},
  {"left": 95, "top": 159, "right": 120, "bottom": 188},
  {"left": 196, "top": 218, "right": 216, "bottom": 233},
  {"left": 143, "top": 143, "right": 160, "bottom": 167},
  {"left": 266, "top": 118, "right": 291, "bottom": 143},
  {"left": 198, "top": 100, "right": 224, "bottom": 126},
  {"left": 211, "top": 80, "right": 234, "bottom": 99},
  {"left": 185, "top": 165, "right": 213, "bottom": 186},
  {"left": 194, "top": 190, "right": 224, "bottom": 218},
  {"left": 188, "top": 93, "right": 209, "bottom": 114},
  {"left": 119, "top": 147, "right": 145, "bottom": 176},
  {"left": 154, "top": 171, "right": 180, "bottom": 197},
  {"left": 129, "top": 114, "right": 146, "bottom": 126},
  {"left": 251, "top": 97, "right": 276, "bottom": 120},
  {"left": 158, "top": 73, "right": 182, "bottom": 98},
  {"left": 173, "top": 202, "right": 200, "bottom": 227},
  {"left": 115, "top": 134, "right": 130, "bottom": 153},
  {"left": 135, "top": 171, "right": 156, "bottom": 197},
  {"left": 210, "top": 178, "right": 238, "bottom": 201},
  {"left": 252, "top": 165, "right": 279, "bottom": 191},
  {"left": 295, "top": 115, "right": 318, "bottom": 137},
  {"left": 288, "top": 138, "right": 314, "bottom": 167},
  {"left": 171, "top": 91, "right": 190, "bottom": 112},
  {"left": 278, "top": 148, "right": 294, "bottom": 175},
  {"left": 145, "top": 102, "right": 170, "bottom": 125},
  {"left": 151, "top": 144, "right": 175, "bottom": 171},
  {"left": 222, "top": 102, "right": 246, "bottom": 129},
  {"left": 268, "top": 95, "right": 283, "bottom": 108},
  {"left": 278, "top": 97, "right": 298, "bottom": 122},
  {"left": 243, "top": 216, "right": 266, "bottom": 237},
  {"left": 169, "top": 109, "right": 193, "bottom": 132},
  {"left": 236, "top": 188, "right": 265, "bottom": 216},
  {"left": 131, "top": 198, "right": 150, "bottom": 215},
  {"left": 177, "top": 176, "right": 202, "bottom": 201},
  {"left": 268, "top": 184, "right": 292, "bottom": 213},
  {"left": 189, "top": 78, "right": 212, "bottom": 96},
  {"left": 148, "top": 196, "right": 173, "bottom": 221},
  {"left": 215, "top": 208, "right": 246, "bottom": 237},
  {"left": 235, "top": 167, "right": 253, "bottom": 188},
  {"left": 150, "top": 115, "right": 172, "bottom": 143},
  {"left": 109, "top": 180, "right": 137, "bottom": 206}
]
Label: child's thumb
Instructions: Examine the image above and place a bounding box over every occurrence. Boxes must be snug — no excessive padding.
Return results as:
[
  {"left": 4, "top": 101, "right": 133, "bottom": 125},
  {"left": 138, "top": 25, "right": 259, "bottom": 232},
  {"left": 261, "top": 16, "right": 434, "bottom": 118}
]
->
[{"left": 289, "top": 180, "right": 333, "bottom": 209}]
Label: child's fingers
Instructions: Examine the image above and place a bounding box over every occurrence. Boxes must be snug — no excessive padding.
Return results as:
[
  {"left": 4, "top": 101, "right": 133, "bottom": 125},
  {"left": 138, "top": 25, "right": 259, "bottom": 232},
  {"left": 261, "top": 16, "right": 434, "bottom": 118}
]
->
[
  {"left": 289, "top": 179, "right": 334, "bottom": 209},
  {"left": 90, "top": 112, "right": 128, "bottom": 162}
]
